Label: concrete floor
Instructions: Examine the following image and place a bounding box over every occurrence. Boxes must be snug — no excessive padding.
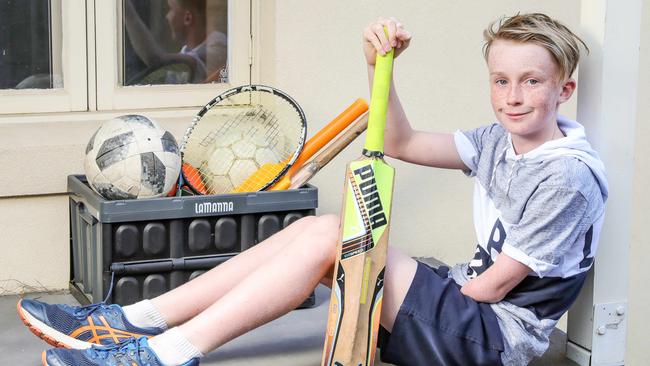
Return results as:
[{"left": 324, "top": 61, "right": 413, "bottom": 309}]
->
[{"left": 1, "top": 285, "right": 576, "bottom": 365}]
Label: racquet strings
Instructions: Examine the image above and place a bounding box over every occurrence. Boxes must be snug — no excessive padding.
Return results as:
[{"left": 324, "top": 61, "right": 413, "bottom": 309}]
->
[{"left": 182, "top": 88, "right": 305, "bottom": 195}]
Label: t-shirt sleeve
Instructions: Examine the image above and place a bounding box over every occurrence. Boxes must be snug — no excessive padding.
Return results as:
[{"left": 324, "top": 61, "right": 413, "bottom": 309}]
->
[
  {"left": 502, "top": 185, "right": 589, "bottom": 277},
  {"left": 453, "top": 123, "right": 500, "bottom": 176}
]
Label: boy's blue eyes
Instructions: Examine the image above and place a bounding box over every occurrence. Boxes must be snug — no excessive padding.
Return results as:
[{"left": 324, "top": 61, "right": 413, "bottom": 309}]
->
[{"left": 494, "top": 79, "right": 539, "bottom": 86}]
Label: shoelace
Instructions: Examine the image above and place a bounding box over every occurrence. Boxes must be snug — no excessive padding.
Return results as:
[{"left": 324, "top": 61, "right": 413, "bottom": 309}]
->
[
  {"left": 488, "top": 143, "right": 509, "bottom": 193},
  {"left": 88, "top": 336, "right": 148, "bottom": 362},
  {"left": 505, "top": 159, "right": 525, "bottom": 197},
  {"left": 72, "top": 272, "right": 117, "bottom": 319},
  {"left": 72, "top": 302, "right": 116, "bottom": 319}
]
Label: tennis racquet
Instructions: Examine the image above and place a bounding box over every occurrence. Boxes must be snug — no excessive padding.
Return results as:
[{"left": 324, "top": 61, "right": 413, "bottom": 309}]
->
[{"left": 178, "top": 85, "right": 307, "bottom": 195}]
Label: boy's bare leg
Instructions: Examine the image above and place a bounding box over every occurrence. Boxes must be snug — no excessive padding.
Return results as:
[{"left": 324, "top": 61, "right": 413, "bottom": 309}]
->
[
  {"left": 179, "top": 240, "right": 417, "bottom": 353},
  {"left": 319, "top": 247, "right": 417, "bottom": 329},
  {"left": 152, "top": 215, "right": 335, "bottom": 327},
  {"left": 178, "top": 214, "right": 340, "bottom": 352},
  {"left": 380, "top": 247, "right": 418, "bottom": 332}
]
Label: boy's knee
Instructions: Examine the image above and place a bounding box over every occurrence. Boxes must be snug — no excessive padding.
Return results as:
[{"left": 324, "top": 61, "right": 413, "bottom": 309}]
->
[
  {"left": 297, "top": 215, "right": 339, "bottom": 259},
  {"left": 311, "top": 214, "right": 340, "bottom": 240},
  {"left": 291, "top": 215, "right": 319, "bottom": 228},
  {"left": 289, "top": 214, "right": 340, "bottom": 244}
]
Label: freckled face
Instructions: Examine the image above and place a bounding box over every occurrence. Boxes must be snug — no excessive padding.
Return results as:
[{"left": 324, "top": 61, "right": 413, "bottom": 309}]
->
[{"left": 487, "top": 40, "right": 573, "bottom": 148}]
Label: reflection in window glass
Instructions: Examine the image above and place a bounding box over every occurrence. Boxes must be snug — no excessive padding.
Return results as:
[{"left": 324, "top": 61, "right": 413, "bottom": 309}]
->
[
  {"left": 122, "top": 0, "right": 228, "bottom": 86},
  {"left": 0, "top": 0, "right": 63, "bottom": 89}
]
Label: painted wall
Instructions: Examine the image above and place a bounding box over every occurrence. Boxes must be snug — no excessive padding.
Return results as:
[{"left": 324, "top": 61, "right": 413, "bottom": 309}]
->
[
  {"left": 0, "top": 1, "right": 647, "bottom": 364},
  {"left": 628, "top": 0, "right": 650, "bottom": 361}
]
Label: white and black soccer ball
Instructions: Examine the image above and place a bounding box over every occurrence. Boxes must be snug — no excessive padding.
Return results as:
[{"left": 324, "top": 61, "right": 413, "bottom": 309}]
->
[{"left": 84, "top": 115, "right": 181, "bottom": 200}]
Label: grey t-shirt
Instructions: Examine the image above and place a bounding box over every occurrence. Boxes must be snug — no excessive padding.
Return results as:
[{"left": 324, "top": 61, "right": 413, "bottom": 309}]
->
[{"left": 451, "top": 119, "right": 607, "bottom": 365}]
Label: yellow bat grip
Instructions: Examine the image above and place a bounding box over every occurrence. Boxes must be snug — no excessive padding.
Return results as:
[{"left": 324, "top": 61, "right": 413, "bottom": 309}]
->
[{"left": 364, "top": 28, "right": 394, "bottom": 155}]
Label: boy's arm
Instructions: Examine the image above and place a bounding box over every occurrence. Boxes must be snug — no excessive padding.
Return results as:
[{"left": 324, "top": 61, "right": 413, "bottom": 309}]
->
[
  {"left": 460, "top": 254, "right": 531, "bottom": 303},
  {"left": 381, "top": 71, "right": 466, "bottom": 169},
  {"left": 364, "top": 18, "right": 467, "bottom": 169}
]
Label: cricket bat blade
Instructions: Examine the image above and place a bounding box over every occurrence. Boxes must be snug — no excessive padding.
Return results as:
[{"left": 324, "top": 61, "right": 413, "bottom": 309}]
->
[{"left": 321, "top": 158, "right": 394, "bottom": 366}]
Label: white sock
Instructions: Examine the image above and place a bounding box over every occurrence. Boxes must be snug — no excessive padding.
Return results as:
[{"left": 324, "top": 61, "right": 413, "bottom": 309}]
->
[
  {"left": 122, "top": 299, "right": 169, "bottom": 330},
  {"left": 148, "top": 327, "right": 204, "bottom": 365}
]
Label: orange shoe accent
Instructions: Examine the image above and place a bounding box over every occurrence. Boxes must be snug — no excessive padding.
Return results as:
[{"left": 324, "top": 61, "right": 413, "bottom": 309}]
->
[
  {"left": 66, "top": 315, "right": 149, "bottom": 345},
  {"left": 17, "top": 299, "right": 71, "bottom": 349}
]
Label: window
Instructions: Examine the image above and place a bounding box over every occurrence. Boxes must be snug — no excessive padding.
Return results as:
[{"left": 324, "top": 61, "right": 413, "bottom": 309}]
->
[
  {"left": 0, "top": 1, "right": 62, "bottom": 89},
  {"left": 121, "top": 0, "right": 229, "bottom": 86},
  {"left": 97, "top": 0, "right": 251, "bottom": 110},
  {"left": 0, "top": 0, "right": 252, "bottom": 114},
  {"left": 0, "top": 1, "right": 86, "bottom": 114}
]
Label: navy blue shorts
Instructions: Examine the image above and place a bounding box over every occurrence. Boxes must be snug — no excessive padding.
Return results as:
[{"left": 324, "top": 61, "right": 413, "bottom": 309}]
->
[{"left": 377, "top": 262, "right": 504, "bottom": 366}]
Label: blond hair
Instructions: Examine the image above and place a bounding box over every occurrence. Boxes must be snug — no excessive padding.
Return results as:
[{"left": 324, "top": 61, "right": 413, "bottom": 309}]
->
[{"left": 483, "top": 13, "right": 588, "bottom": 80}]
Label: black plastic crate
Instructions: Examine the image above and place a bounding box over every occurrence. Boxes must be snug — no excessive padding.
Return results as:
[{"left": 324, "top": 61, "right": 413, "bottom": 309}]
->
[{"left": 68, "top": 175, "right": 318, "bottom": 308}]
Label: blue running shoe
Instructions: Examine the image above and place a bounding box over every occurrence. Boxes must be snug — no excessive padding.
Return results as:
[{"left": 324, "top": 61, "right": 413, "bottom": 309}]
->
[
  {"left": 42, "top": 336, "right": 200, "bottom": 366},
  {"left": 18, "top": 298, "right": 164, "bottom": 349}
]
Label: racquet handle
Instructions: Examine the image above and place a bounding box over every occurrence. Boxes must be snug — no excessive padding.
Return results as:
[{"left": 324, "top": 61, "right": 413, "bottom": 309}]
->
[
  {"left": 364, "top": 28, "right": 394, "bottom": 155},
  {"left": 270, "top": 98, "right": 368, "bottom": 190}
]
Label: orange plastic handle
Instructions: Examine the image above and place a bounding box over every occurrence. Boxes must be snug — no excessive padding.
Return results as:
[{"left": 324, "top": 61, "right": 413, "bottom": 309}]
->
[{"left": 270, "top": 98, "right": 369, "bottom": 190}]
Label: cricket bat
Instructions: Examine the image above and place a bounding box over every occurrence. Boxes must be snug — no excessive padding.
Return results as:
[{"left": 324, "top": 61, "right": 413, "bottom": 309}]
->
[
  {"left": 321, "top": 34, "right": 395, "bottom": 366},
  {"left": 269, "top": 99, "right": 369, "bottom": 191},
  {"left": 288, "top": 112, "right": 369, "bottom": 190}
]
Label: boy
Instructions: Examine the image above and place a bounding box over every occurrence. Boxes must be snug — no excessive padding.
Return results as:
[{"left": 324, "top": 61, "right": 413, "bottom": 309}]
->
[{"left": 18, "top": 13, "right": 606, "bottom": 366}]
